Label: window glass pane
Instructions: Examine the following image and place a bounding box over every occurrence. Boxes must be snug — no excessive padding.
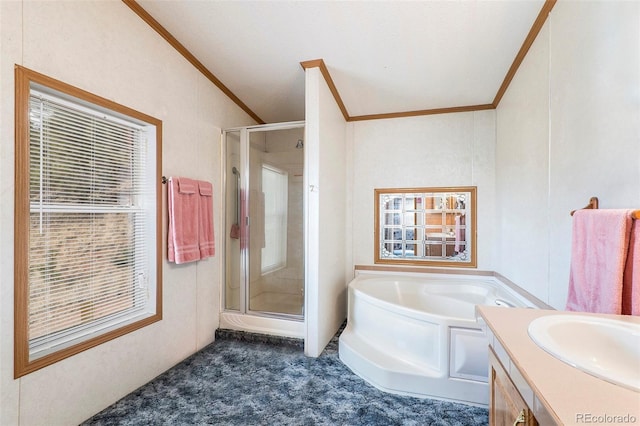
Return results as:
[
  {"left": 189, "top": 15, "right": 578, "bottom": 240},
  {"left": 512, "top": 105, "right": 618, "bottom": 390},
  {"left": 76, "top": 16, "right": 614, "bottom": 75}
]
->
[
  {"left": 29, "top": 97, "right": 139, "bottom": 206},
  {"left": 381, "top": 242, "right": 396, "bottom": 258},
  {"left": 404, "top": 227, "right": 417, "bottom": 241},
  {"left": 423, "top": 195, "right": 438, "bottom": 210},
  {"left": 25, "top": 87, "right": 156, "bottom": 362},
  {"left": 382, "top": 227, "right": 401, "bottom": 241},
  {"left": 384, "top": 213, "right": 402, "bottom": 226},
  {"left": 404, "top": 243, "right": 417, "bottom": 257},
  {"left": 381, "top": 195, "right": 402, "bottom": 211},
  {"left": 28, "top": 212, "right": 143, "bottom": 341},
  {"left": 403, "top": 211, "right": 416, "bottom": 226},
  {"left": 404, "top": 194, "right": 419, "bottom": 212}
]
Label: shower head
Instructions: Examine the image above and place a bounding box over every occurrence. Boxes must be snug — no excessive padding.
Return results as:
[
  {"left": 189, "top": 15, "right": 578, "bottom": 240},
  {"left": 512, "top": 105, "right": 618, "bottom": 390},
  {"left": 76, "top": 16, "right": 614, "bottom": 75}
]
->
[
  {"left": 232, "top": 167, "right": 239, "bottom": 175},
  {"left": 296, "top": 139, "right": 304, "bottom": 149}
]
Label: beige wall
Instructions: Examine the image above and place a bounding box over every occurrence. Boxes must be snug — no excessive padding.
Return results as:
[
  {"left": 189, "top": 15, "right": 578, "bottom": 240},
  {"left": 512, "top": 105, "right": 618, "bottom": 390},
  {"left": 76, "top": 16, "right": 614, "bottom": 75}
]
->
[
  {"left": 304, "top": 67, "right": 348, "bottom": 357},
  {"left": 496, "top": 0, "right": 640, "bottom": 308},
  {"left": 349, "top": 110, "right": 497, "bottom": 270},
  {"left": 495, "top": 17, "right": 550, "bottom": 304},
  {"left": 0, "top": 2, "right": 254, "bottom": 425}
]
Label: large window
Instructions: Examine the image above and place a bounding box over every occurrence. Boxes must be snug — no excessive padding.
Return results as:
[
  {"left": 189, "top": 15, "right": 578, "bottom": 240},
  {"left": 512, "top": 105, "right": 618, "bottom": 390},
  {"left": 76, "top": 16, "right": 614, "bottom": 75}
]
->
[{"left": 14, "top": 66, "right": 162, "bottom": 377}]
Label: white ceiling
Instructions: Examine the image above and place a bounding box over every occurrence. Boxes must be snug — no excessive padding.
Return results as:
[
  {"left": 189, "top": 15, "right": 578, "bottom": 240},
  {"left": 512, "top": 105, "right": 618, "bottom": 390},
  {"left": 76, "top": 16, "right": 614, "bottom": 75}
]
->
[{"left": 138, "top": 0, "right": 546, "bottom": 124}]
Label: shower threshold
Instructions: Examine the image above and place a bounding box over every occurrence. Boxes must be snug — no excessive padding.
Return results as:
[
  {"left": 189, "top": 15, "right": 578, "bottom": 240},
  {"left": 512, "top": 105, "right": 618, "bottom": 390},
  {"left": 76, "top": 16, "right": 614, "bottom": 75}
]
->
[{"left": 220, "top": 311, "right": 304, "bottom": 339}]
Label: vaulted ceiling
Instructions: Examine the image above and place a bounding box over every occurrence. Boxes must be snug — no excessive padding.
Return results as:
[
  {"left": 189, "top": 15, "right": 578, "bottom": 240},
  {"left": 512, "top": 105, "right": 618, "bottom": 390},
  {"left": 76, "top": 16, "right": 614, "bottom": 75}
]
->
[{"left": 133, "top": 0, "right": 550, "bottom": 124}]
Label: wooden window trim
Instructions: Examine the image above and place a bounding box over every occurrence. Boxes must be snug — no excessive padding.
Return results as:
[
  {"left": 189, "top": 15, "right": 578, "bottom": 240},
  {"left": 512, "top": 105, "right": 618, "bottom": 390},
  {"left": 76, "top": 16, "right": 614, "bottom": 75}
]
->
[
  {"left": 14, "top": 65, "right": 163, "bottom": 378},
  {"left": 374, "top": 186, "right": 477, "bottom": 268}
]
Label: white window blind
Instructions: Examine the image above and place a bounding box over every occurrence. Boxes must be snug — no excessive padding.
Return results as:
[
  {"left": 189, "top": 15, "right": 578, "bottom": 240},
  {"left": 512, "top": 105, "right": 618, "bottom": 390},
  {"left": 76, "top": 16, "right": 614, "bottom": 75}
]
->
[{"left": 27, "top": 89, "right": 157, "bottom": 359}]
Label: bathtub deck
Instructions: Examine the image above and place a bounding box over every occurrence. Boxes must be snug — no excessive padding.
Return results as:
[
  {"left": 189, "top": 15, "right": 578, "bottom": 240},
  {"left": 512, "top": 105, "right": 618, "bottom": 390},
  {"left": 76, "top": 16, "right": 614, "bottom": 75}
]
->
[
  {"left": 337, "top": 270, "right": 539, "bottom": 407},
  {"left": 339, "top": 324, "right": 489, "bottom": 406}
]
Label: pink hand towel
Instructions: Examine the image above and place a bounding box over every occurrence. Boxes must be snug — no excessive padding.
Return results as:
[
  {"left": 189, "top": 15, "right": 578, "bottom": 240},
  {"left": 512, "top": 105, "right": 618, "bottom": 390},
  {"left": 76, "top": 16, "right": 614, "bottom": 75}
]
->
[
  {"left": 198, "top": 180, "right": 215, "bottom": 259},
  {"left": 566, "top": 209, "right": 633, "bottom": 314},
  {"left": 168, "top": 177, "right": 201, "bottom": 264},
  {"left": 622, "top": 217, "right": 640, "bottom": 315}
]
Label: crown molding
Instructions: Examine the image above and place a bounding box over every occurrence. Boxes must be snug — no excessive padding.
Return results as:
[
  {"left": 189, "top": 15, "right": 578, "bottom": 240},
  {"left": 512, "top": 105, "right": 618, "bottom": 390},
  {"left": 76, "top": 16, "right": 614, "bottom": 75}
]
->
[
  {"left": 300, "top": 60, "right": 496, "bottom": 122},
  {"left": 121, "top": 0, "right": 265, "bottom": 124},
  {"left": 492, "top": 0, "right": 557, "bottom": 107},
  {"left": 300, "top": 59, "right": 350, "bottom": 121},
  {"left": 126, "top": 0, "right": 556, "bottom": 123},
  {"left": 301, "top": 0, "right": 556, "bottom": 121},
  {"left": 348, "top": 104, "right": 496, "bottom": 122}
]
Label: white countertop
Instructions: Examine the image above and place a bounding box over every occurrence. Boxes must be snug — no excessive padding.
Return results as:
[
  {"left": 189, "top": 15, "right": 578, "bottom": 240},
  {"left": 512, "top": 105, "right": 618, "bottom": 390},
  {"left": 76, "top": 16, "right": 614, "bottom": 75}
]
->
[{"left": 477, "top": 306, "right": 640, "bottom": 426}]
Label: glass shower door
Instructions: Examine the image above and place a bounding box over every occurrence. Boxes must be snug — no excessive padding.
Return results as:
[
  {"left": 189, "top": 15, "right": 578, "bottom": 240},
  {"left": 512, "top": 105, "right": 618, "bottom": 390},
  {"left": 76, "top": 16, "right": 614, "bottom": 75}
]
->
[
  {"left": 224, "top": 124, "right": 304, "bottom": 320},
  {"left": 224, "top": 130, "right": 242, "bottom": 312}
]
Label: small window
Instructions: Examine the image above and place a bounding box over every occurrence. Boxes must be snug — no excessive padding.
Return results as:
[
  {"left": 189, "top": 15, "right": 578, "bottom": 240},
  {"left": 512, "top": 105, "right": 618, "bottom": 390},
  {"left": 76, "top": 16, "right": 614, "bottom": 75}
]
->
[
  {"left": 261, "top": 164, "right": 288, "bottom": 274},
  {"left": 375, "top": 187, "right": 477, "bottom": 267},
  {"left": 14, "top": 66, "right": 163, "bottom": 377}
]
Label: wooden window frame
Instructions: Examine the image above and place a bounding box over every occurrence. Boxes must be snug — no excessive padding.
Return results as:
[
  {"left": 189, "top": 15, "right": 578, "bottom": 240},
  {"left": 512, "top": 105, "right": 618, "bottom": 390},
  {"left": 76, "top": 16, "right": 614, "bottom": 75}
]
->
[
  {"left": 14, "top": 66, "right": 163, "bottom": 378},
  {"left": 374, "top": 186, "right": 477, "bottom": 268}
]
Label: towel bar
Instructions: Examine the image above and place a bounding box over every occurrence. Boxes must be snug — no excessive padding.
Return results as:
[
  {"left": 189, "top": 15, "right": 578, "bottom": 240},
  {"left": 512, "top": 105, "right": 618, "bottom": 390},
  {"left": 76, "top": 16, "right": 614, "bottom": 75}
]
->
[
  {"left": 570, "top": 197, "right": 598, "bottom": 216},
  {"left": 570, "top": 196, "right": 640, "bottom": 219}
]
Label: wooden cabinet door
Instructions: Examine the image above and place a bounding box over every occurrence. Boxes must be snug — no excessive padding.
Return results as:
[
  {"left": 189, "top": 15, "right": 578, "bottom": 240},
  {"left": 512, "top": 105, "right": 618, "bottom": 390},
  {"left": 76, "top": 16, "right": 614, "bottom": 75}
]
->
[{"left": 489, "top": 347, "right": 538, "bottom": 426}]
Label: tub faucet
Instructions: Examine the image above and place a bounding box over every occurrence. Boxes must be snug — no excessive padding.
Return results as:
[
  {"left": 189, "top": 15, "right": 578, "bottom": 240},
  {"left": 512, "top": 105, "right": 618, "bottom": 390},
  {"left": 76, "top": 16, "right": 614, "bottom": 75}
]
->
[{"left": 495, "top": 298, "right": 516, "bottom": 308}]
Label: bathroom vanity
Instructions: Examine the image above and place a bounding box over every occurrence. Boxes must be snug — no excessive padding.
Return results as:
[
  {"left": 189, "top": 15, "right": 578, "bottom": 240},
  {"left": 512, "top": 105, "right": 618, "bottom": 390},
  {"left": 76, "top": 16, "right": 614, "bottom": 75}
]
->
[
  {"left": 477, "top": 306, "right": 640, "bottom": 426},
  {"left": 488, "top": 347, "right": 537, "bottom": 425}
]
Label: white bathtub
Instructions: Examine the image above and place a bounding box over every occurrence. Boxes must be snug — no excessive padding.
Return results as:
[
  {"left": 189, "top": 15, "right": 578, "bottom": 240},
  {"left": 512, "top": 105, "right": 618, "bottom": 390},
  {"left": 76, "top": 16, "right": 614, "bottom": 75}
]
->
[{"left": 338, "top": 271, "right": 537, "bottom": 406}]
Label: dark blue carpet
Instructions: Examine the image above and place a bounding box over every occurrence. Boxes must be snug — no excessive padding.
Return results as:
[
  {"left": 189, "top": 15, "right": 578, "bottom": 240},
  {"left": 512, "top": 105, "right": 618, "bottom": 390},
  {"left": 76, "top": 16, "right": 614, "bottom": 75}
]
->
[{"left": 83, "top": 327, "right": 488, "bottom": 425}]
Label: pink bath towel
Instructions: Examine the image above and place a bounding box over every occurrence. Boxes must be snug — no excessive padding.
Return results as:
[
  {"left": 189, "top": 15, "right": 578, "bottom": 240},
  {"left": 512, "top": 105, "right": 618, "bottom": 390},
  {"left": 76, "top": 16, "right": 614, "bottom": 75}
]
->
[
  {"left": 198, "top": 180, "right": 215, "bottom": 259},
  {"left": 168, "top": 177, "right": 201, "bottom": 264},
  {"left": 622, "top": 217, "right": 640, "bottom": 315},
  {"left": 566, "top": 209, "right": 633, "bottom": 314}
]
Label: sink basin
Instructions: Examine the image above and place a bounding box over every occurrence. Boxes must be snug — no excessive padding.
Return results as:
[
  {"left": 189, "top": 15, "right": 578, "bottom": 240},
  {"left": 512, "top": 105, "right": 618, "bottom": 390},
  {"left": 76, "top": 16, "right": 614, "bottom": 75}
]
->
[{"left": 528, "top": 315, "right": 640, "bottom": 392}]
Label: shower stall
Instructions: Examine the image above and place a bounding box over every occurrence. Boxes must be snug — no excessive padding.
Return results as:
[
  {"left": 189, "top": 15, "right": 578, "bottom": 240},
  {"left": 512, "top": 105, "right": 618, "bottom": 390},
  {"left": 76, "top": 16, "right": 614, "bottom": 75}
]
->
[{"left": 221, "top": 121, "right": 305, "bottom": 337}]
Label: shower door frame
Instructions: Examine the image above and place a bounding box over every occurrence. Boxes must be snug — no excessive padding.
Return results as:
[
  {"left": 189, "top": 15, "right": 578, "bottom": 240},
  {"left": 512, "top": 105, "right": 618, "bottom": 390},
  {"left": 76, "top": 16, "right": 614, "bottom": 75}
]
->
[{"left": 222, "top": 121, "right": 305, "bottom": 322}]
